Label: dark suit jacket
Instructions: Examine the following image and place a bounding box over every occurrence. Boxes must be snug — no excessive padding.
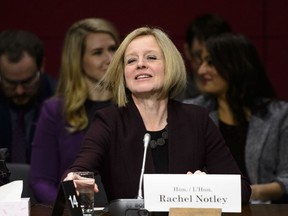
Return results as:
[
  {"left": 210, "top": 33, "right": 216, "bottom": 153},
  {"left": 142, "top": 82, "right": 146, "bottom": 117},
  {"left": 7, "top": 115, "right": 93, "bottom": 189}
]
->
[
  {"left": 0, "top": 73, "right": 56, "bottom": 163},
  {"left": 67, "top": 100, "right": 251, "bottom": 203}
]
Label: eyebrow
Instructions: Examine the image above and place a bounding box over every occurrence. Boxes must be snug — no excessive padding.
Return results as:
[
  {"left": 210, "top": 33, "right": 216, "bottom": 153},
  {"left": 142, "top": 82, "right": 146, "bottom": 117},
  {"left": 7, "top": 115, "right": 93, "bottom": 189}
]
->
[
  {"left": 125, "top": 49, "right": 161, "bottom": 56},
  {"left": 1, "top": 71, "right": 39, "bottom": 84}
]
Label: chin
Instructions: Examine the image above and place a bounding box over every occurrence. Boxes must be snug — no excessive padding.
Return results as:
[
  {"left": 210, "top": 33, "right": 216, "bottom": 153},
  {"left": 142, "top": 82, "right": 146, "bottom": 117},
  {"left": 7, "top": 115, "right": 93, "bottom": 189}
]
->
[{"left": 12, "top": 98, "right": 32, "bottom": 106}]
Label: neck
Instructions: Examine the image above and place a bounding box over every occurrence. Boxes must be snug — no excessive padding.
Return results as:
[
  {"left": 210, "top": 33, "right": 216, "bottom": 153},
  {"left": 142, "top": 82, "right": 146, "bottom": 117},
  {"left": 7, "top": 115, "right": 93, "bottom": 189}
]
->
[
  {"left": 133, "top": 95, "right": 168, "bottom": 131},
  {"left": 217, "top": 96, "right": 235, "bottom": 125},
  {"left": 85, "top": 76, "right": 112, "bottom": 101},
  {"left": 217, "top": 95, "right": 251, "bottom": 125}
]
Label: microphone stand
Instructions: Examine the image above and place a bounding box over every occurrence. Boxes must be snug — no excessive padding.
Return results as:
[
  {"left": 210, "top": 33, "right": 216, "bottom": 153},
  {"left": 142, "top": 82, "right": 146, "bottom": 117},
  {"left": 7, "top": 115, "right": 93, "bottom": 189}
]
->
[{"left": 107, "top": 133, "right": 151, "bottom": 216}]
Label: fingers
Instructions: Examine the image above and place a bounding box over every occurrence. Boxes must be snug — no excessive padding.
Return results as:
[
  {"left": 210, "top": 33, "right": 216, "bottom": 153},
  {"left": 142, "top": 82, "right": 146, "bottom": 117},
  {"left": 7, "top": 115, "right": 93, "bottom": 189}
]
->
[
  {"left": 187, "top": 170, "right": 207, "bottom": 175},
  {"left": 64, "top": 172, "right": 99, "bottom": 195},
  {"left": 194, "top": 170, "right": 206, "bottom": 174},
  {"left": 64, "top": 172, "right": 74, "bottom": 181},
  {"left": 94, "top": 184, "right": 99, "bottom": 193}
]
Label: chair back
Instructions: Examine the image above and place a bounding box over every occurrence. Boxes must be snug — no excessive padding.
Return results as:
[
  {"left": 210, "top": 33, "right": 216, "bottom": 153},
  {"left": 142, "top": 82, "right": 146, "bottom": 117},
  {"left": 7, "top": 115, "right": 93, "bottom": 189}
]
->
[{"left": 6, "top": 163, "right": 35, "bottom": 202}]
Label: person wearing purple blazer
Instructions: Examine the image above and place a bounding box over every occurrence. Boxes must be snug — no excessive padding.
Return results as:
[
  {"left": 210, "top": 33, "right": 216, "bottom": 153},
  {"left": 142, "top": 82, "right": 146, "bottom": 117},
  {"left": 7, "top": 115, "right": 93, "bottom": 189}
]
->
[{"left": 30, "top": 18, "right": 120, "bottom": 204}]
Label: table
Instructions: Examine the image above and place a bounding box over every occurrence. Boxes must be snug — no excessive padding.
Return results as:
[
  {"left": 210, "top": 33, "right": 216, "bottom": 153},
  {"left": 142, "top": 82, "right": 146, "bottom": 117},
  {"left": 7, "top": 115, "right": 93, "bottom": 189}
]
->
[
  {"left": 223, "top": 204, "right": 288, "bottom": 216},
  {"left": 31, "top": 204, "right": 288, "bottom": 216}
]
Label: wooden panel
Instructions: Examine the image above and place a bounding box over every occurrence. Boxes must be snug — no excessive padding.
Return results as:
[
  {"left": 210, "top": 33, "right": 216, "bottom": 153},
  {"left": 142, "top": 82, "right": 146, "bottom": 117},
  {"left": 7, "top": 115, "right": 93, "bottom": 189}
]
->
[{"left": 169, "top": 208, "right": 221, "bottom": 216}]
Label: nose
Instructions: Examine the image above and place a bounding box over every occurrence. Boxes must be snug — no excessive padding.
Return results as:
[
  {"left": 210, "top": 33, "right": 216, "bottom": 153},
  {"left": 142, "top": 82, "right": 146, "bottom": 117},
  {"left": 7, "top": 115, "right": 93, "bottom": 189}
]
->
[
  {"left": 104, "top": 51, "right": 114, "bottom": 64},
  {"left": 137, "top": 57, "right": 146, "bottom": 69},
  {"left": 14, "top": 84, "right": 25, "bottom": 95},
  {"left": 197, "top": 63, "right": 206, "bottom": 75}
]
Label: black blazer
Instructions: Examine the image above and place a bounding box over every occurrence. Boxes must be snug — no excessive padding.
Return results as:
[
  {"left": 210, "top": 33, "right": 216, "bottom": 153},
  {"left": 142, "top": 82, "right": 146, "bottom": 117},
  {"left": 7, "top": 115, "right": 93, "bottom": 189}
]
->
[{"left": 68, "top": 100, "right": 251, "bottom": 203}]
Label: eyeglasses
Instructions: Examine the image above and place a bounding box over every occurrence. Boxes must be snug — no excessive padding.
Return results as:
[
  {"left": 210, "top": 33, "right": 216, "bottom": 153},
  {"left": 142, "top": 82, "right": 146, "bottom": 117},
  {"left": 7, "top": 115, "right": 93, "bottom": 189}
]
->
[{"left": 0, "top": 71, "right": 40, "bottom": 90}]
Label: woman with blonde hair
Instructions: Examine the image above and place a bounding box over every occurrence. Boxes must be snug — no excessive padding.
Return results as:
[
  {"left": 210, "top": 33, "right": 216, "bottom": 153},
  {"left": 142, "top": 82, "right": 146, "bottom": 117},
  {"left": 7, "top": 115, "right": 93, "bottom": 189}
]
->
[
  {"left": 30, "top": 18, "right": 120, "bottom": 204},
  {"left": 64, "top": 27, "right": 251, "bottom": 204}
]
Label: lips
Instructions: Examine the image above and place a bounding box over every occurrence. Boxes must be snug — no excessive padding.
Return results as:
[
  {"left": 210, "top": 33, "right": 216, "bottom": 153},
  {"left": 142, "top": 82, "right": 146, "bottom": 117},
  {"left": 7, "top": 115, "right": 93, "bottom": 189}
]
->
[
  {"left": 198, "top": 75, "right": 212, "bottom": 85},
  {"left": 135, "top": 74, "right": 152, "bottom": 80}
]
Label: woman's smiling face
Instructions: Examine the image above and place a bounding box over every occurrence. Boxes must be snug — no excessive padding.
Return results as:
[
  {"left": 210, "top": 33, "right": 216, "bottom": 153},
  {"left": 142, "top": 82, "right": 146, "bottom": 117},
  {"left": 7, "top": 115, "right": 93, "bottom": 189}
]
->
[
  {"left": 124, "top": 35, "right": 165, "bottom": 97},
  {"left": 196, "top": 47, "right": 228, "bottom": 97}
]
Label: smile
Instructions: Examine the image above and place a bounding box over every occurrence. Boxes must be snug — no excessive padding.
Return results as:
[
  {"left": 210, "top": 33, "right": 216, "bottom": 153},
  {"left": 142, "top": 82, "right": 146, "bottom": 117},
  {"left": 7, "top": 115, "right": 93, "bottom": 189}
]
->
[{"left": 135, "top": 74, "right": 152, "bottom": 80}]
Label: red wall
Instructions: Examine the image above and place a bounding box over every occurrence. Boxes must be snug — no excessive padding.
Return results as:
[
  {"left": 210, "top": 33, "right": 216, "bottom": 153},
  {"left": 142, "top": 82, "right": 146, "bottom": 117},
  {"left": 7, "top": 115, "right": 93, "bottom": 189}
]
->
[{"left": 1, "top": 0, "right": 288, "bottom": 99}]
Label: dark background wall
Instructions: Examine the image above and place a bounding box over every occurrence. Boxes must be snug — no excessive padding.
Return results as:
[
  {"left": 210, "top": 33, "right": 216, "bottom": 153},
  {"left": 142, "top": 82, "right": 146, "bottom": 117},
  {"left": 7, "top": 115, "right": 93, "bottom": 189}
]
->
[{"left": 1, "top": 0, "right": 288, "bottom": 99}]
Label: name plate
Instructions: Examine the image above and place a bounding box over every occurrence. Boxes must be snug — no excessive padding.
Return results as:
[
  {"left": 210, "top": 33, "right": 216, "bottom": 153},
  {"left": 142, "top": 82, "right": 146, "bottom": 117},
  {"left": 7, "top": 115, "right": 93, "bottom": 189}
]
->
[{"left": 143, "top": 174, "right": 241, "bottom": 213}]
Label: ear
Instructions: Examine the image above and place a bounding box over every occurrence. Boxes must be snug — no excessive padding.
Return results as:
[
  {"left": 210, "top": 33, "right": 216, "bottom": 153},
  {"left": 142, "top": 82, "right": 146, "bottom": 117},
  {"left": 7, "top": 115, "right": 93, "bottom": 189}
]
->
[{"left": 183, "top": 43, "right": 191, "bottom": 61}]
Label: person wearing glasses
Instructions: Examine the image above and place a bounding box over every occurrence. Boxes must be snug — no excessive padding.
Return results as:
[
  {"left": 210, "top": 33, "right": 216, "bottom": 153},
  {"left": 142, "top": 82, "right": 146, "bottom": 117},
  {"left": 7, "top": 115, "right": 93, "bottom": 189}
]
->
[
  {"left": 0, "top": 30, "right": 56, "bottom": 164},
  {"left": 183, "top": 33, "right": 288, "bottom": 203},
  {"left": 177, "top": 14, "right": 231, "bottom": 101}
]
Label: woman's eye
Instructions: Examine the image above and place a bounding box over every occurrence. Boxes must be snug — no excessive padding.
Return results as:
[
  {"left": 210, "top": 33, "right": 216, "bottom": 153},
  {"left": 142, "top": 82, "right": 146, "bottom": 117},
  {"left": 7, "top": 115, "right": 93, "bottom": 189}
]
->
[
  {"left": 93, "top": 50, "right": 102, "bottom": 56},
  {"left": 147, "top": 55, "right": 157, "bottom": 60},
  {"left": 205, "top": 57, "right": 213, "bottom": 66},
  {"left": 126, "top": 58, "right": 136, "bottom": 64},
  {"left": 109, "top": 46, "right": 117, "bottom": 53},
  {"left": 207, "top": 59, "right": 213, "bottom": 66}
]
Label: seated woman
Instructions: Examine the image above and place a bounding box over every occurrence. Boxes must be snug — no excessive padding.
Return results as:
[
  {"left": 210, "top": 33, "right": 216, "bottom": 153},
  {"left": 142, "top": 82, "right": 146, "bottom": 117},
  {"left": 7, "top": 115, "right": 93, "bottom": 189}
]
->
[
  {"left": 63, "top": 27, "right": 251, "bottom": 204},
  {"left": 184, "top": 33, "right": 288, "bottom": 203}
]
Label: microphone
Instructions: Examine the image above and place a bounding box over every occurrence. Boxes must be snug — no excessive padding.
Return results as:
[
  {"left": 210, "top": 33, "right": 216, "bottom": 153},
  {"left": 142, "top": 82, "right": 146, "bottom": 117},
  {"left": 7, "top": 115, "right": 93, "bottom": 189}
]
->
[
  {"left": 137, "top": 133, "right": 150, "bottom": 199},
  {"left": 107, "top": 133, "right": 151, "bottom": 216}
]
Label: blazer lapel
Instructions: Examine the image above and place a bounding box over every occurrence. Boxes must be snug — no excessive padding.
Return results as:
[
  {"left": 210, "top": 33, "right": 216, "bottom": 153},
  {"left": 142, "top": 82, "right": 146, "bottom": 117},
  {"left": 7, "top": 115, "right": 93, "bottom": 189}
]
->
[
  {"left": 121, "top": 102, "right": 155, "bottom": 195},
  {"left": 245, "top": 115, "right": 270, "bottom": 183},
  {"left": 209, "top": 111, "right": 219, "bottom": 126}
]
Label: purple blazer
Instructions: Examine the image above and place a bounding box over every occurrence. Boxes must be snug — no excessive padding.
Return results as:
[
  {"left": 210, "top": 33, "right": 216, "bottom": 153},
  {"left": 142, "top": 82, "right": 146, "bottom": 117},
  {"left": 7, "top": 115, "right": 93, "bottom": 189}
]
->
[
  {"left": 30, "top": 97, "right": 86, "bottom": 203},
  {"left": 66, "top": 100, "right": 251, "bottom": 203}
]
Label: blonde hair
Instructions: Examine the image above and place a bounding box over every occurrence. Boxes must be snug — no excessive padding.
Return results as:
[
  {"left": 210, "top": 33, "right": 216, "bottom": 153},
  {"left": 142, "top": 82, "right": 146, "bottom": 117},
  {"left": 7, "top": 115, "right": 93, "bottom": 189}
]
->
[
  {"left": 56, "top": 18, "right": 120, "bottom": 132},
  {"left": 101, "top": 26, "right": 186, "bottom": 107}
]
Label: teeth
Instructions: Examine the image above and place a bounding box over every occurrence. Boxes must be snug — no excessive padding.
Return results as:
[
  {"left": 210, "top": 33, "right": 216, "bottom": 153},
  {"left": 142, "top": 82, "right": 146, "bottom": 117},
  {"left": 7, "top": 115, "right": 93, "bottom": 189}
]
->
[{"left": 136, "top": 74, "right": 150, "bottom": 79}]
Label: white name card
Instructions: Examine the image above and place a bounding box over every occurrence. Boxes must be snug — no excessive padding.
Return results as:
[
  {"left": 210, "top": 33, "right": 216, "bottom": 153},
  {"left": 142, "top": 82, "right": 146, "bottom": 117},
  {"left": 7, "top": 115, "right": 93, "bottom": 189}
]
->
[{"left": 143, "top": 174, "right": 241, "bottom": 213}]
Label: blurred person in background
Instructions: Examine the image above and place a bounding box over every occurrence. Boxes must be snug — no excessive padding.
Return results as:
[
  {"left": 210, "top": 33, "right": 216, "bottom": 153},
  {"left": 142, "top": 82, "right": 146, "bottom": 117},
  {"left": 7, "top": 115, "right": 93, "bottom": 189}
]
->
[
  {"left": 0, "top": 30, "right": 56, "bottom": 163},
  {"left": 184, "top": 33, "right": 288, "bottom": 203},
  {"left": 178, "top": 13, "right": 231, "bottom": 100},
  {"left": 30, "top": 18, "right": 120, "bottom": 204}
]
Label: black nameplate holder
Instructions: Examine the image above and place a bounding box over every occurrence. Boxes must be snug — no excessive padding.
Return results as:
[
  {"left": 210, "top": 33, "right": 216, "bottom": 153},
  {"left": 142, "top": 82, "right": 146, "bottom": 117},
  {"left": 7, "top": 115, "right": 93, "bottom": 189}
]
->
[{"left": 51, "top": 180, "right": 83, "bottom": 216}]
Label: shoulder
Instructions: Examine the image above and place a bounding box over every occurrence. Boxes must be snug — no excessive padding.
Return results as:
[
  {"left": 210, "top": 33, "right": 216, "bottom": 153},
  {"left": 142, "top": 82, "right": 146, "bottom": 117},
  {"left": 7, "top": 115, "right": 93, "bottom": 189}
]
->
[
  {"left": 42, "top": 73, "right": 57, "bottom": 91},
  {"left": 93, "top": 102, "right": 145, "bottom": 128},
  {"left": 253, "top": 99, "right": 288, "bottom": 127},
  {"left": 182, "top": 95, "right": 215, "bottom": 109},
  {"left": 268, "top": 100, "right": 288, "bottom": 112},
  {"left": 169, "top": 100, "right": 211, "bottom": 122},
  {"left": 183, "top": 95, "right": 206, "bottom": 104},
  {"left": 267, "top": 100, "right": 288, "bottom": 123},
  {"left": 93, "top": 104, "right": 121, "bottom": 123},
  {"left": 170, "top": 99, "right": 206, "bottom": 111},
  {"left": 40, "top": 96, "right": 63, "bottom": 117},
  {"left": 258, "top": 99, "right": 288, "bottom": 119},
  {"left": 168, "top": 100, "right": 220, "bottom": 139},
  {"left": 43, "top": 96, "right": 62, "bottom": 107}
]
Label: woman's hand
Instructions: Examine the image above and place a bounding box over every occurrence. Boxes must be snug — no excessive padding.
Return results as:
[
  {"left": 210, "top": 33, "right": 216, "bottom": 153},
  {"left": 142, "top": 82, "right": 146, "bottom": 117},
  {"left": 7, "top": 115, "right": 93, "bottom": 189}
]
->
[
  {"left": 64, "top": 172, "right": 99, "bottom": 194},
  {"left": 250, "top": 182, "right": 284, "bottom": 202}
]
